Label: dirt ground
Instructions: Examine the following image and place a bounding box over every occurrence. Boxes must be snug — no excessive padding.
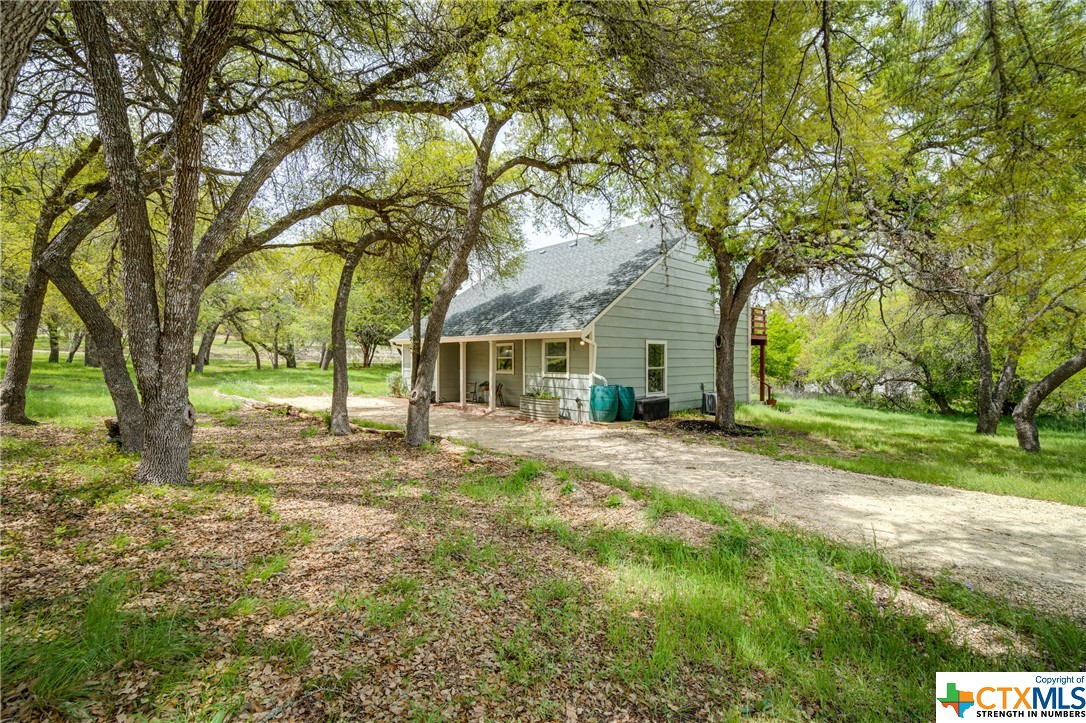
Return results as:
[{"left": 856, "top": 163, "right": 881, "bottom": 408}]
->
[{"left": 275, "top": 395, "right": 1086, "bottom": 621}]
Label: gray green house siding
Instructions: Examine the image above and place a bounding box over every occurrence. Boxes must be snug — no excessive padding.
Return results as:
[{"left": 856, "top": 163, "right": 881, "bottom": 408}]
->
[
  {"left": 593, "top": 236, "right": 750, "bottom": 410},
  {"left": 521, "top": 337, "right": 592, "bottom": 421}
]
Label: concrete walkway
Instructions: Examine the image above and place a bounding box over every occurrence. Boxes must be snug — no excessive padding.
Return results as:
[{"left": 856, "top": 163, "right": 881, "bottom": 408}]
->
[{"left": 275, "top": 395, "right": 1086, "bottom": 621}]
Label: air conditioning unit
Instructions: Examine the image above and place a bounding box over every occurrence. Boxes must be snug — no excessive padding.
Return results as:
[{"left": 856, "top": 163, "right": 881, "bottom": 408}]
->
[{"left": 702, "top": 391, "right": 717, "bottom": 415}]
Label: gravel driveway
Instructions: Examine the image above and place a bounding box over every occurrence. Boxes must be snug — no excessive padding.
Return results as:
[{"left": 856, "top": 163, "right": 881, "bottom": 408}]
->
[{"left": 274, "top": 395, "right": 1086, "bottom": 621}]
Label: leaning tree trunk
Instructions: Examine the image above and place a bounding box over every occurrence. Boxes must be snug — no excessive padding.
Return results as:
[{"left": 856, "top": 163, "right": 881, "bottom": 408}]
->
[
  {"left": 330, "top": 234, "right": 381, "bottom": 436},
  {"left": 0, "top": 266, "right": 48, "bottom": 423},
  {"left": 1012, "top": 347, "right": 1086, "bottom": 452},
  {"left": 194, "top": 322, "right": 219, "bottom": 373},
  {"left": 406, "top": 115, "right": 505, "bottom": 446},
  {"left": 233, "top": 325, "right": 260, "bottom": 369},
  {"left": 45, "top": 259, "right": 144, "bottom": 450},
  {"left": 929, "top": 391, "right": 955, "bottom": 416},
  {"left": 319, "top": 344, "right": 330, "bottom": 370},
  {"left": 1, "top": 0, "right": 58, "bottom": 121},
  {"left": 47, "top": 325, "right": 60, "bottom": 362},
  {"left": 67, "top": 329, "right": 84, "bottom": 362},
  {"left": 90, "top": 324, "right": 144, "bottom": 452},
  {"left": 1, "top": 135, "right": 103, "bottom": 423}
]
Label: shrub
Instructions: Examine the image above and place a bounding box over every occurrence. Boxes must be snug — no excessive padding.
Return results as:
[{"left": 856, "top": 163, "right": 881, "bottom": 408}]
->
[{"left": 386, "top": 372, "right": 407, "bottom": 398}]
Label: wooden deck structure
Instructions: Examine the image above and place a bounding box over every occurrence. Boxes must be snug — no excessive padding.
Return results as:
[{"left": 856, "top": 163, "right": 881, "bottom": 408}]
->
[{"left": 750, "top": 307, "right": 773, "bottom": 404}]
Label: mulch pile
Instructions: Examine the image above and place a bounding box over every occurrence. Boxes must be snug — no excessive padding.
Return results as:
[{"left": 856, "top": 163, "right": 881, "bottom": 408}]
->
[{"left": 662, "top": 418, "right": 766, "bottom": 437}]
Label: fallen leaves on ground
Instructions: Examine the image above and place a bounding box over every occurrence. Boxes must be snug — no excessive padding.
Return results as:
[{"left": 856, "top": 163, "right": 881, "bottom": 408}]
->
[{"left": 1, "top": 410, "right": 732, "bottom": 721}]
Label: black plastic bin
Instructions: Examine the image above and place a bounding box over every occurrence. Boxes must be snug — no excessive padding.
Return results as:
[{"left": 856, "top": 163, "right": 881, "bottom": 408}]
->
[{"left": 634, "top": 396, "right": 669, "bottom": 422}]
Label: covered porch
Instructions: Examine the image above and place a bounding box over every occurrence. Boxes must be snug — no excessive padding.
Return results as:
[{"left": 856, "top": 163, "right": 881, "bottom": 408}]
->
[{"left": 399, "top": 333, "right": 596, "bottom": 421}]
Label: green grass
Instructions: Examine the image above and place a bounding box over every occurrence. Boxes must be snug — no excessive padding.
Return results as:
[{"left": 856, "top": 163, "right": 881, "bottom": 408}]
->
[
  {"left": 334, "top": 575, "right": 422, "bottom": 628},
  {"left": 243, "top": 554, "right": 288, "bottom": 584},
  {"left": 722, "top": 395, "right": 1086, "bottom": 506},
  {"left": 0, "top": 355, "right": 396, "bottom": 429},
  {"left": 259, "top": 634, "right": 313, "bottom": 672},
  {"left": 467, "top": 461, "right": 1086, "bottom": 720},
  {"left": 0, "top": 572, "right": 203, "bottom": 716}
]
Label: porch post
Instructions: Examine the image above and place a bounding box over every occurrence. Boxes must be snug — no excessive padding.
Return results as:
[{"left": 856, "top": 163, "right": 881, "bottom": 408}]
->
[
  {"left": 488, "top": 340, "right": 496, "bottom": 411},
  {"left": 759, "top": 344, "right": 766, "bottom": 402},
  {"left": 459, "top": 341, "right": 466, "bottom": 408}
]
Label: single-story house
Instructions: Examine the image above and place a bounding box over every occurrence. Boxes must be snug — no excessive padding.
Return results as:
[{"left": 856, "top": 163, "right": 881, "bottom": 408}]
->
[{"left": 391, "top": 222, "right": 758, "bottom": 422}]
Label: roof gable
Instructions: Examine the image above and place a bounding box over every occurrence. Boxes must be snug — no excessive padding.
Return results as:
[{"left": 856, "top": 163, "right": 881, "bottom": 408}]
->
[{"left": 393, "top": 222, "right": 684, "bottom": 341}]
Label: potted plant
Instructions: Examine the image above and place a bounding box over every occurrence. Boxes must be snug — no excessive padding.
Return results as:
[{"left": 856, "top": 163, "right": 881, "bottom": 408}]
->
[{"left": 520, "top": 387, "right": 560, "bottom": 421}]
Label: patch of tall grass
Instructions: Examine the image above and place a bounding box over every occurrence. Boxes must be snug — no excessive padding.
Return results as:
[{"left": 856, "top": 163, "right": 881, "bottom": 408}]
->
[{"left": 1, "top": 572, "right": 203, "bottom": 716}]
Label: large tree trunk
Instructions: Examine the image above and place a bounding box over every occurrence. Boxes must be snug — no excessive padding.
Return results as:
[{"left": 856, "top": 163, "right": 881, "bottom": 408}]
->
[
  {"left": 84, "top": 334, "right": 100, "bottom": 367},
  {"left": 0, "top": 267, "right": 48, "bottom": 424},
  {"left": 73, "top": 0, "right": 236, "bottom": 484},
  {"left": 137, "top": 380, "right": 196, "bottom": 483},
  {"left": 67, "top": 329, "right": 84, "bottom": 363},
  {"left": 45, "top": 259, "right": 143, "bottom": 450},
  {"left": 194, "top": 323, "right": 218, "bottom": 373},
  {"left": 406, "top": 115, "right": 506, "bottom": 446},
  {"left": 714, "top": 312, "right": 740, "bottom": 428},
  {"left": 710, "top": 253, "right": 761, "bottom": 430},
  {"left": 330, "top": 233, "right": 384, "bottom": 435},
  {"left": 1012, "top": 347, "right": 1086, "bottom": 452},
  {"left": 47, "top": 325, "right": 60, "bottom": 362},
  {"left": 283, "top": 340, "right": 296, "bottom": 368},
  {"left": 1, "top": 0, "right": 58, "bottom": 121}
]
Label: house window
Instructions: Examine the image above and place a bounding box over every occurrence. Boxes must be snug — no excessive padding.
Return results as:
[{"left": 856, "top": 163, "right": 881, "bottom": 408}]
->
[
  {"left": 543, "top": 340, "right": 569, "bottom": 377},
  {"left": 646, "top": 341, "right": 666, "bottom": 395},
  {"left": 495, "top": 342, "right": 514, "bottom": 374}
]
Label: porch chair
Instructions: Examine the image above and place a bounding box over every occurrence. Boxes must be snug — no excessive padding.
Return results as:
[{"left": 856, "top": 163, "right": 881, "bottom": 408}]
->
[{"left": 467, "top": 380, "right": 478, "bottom": 403}]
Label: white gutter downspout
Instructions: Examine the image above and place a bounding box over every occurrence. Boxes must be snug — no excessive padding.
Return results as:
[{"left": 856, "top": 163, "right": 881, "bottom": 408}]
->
[{"left": 582, "top": 325, "right": 606, "bottom": 386}]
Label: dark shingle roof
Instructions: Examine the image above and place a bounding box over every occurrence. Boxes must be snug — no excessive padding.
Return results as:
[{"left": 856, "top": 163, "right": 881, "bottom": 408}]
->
[{"left": 392, "top": 222, "right": 683, "bottom": 341}]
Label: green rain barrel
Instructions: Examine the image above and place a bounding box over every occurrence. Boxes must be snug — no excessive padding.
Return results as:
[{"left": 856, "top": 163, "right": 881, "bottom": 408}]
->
[
  {"left": 615, "top": 386, "right": 636, "bottom": 422},
  {"left": 590, "top": 384, "right": 619, "bottom": 423}
]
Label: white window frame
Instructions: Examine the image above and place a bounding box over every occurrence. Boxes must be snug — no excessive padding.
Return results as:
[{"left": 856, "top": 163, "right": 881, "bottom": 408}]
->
[
  {"left": 646, "top": 340, "right": 667, "bottom": 396},
  {"left": 542, "top": 339, "right": 570, "bottom": 378},
  {"left": 495, "top": 342, "right": 515, "bottom": 375}
]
